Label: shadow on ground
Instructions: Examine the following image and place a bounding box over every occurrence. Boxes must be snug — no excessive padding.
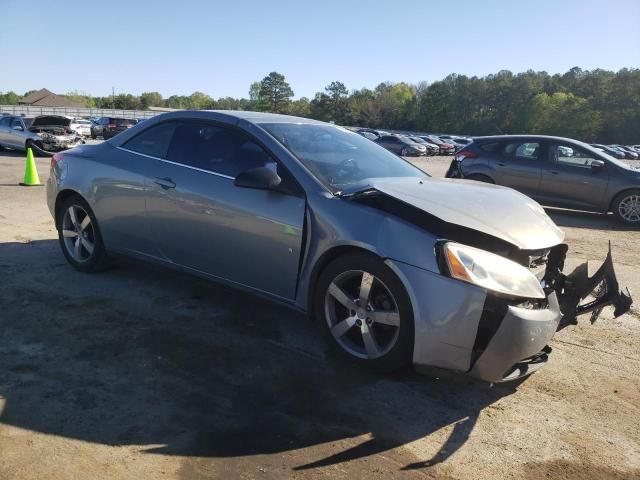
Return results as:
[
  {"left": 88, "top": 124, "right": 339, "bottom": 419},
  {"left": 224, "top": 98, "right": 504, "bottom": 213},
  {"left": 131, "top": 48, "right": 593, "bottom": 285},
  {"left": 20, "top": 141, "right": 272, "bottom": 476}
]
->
[{"left": 0, "top": 239, "right": 521, "bottom": 472}]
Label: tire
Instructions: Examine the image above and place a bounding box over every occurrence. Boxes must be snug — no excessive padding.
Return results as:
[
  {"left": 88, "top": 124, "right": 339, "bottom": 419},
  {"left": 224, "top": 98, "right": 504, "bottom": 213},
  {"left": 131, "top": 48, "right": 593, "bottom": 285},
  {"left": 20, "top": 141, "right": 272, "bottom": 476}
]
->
[
  {"left": 612, "top": 189, "right": 640, "bottom": 225},
  {"left": 57, "top": 195, "right": 111, "bottom": 272},
  {"left": 465, "top": 174, "right": 494, "bottom": 184},
  {"left": 313, "top": 251, "right": 414, "bottom": 372}
]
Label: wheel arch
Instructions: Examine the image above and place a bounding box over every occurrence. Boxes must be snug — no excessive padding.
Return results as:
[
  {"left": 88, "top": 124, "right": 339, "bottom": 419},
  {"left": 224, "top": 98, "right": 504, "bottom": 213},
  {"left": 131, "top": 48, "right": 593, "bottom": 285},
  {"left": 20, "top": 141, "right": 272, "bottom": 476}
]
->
[
  {"left": 307, "top": 245, "right": 384, "bottom": 316},
  {"left": 54, "top": 189, "right": 86, "bottom": 229},
  {"left": 609, "top": 187, "right": 640, "bottom": 213}
]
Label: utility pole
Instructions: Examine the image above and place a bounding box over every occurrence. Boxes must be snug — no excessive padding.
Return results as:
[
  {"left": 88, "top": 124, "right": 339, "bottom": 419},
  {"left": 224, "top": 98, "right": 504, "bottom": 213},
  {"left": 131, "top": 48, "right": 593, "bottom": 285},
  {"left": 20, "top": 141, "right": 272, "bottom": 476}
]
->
[{"left": 112, "top": 86, "right": 115, "bottom": 110}]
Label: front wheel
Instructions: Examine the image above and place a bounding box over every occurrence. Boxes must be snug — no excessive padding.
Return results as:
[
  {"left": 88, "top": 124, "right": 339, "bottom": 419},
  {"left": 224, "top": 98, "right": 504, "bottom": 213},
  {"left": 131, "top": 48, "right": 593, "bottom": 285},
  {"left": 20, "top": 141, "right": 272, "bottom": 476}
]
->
[
  {"left": 314, "top": 252, "right": 414, "bottom": 372},
  {"left": 612, "top": 190, "right": 640, "bottom": 225},
  {"left": 57, "top": 196, "right": 111, "bottom": 272}
]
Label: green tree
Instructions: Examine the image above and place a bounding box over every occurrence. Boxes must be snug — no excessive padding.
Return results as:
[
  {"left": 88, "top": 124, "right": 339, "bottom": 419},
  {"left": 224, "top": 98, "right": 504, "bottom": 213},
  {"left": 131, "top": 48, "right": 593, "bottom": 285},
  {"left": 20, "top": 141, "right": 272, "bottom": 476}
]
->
[
  {"left": 140, "top": 92, "right": 164, "bottom": 109},
  {"left": 0, "top": 91, "right": 20, "bottom": 105},
  {"left": 324, "top": 81, "right": 349, "bottom": 123},
  {"left": 258, "top": 72, "right": 294, "bottom": 113}
]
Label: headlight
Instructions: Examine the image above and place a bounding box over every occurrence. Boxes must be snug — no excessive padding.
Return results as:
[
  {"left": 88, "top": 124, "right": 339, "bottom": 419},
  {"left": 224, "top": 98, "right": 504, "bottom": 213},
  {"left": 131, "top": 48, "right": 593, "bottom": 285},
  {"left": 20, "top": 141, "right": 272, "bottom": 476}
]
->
[{"left": 442, "top": 242, "right": 545, "bottom": 299}]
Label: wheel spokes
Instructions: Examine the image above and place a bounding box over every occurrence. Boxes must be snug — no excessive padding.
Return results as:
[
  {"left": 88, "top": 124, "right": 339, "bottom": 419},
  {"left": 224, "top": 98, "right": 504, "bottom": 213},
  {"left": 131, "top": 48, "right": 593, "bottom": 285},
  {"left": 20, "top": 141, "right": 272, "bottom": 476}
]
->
[
  {"left": 359, "top": 272, "right": 374, "bottom": 306},
  {"left": 62, "top": 229, "right": 78, "bottom": 238},
  {"left": 328, "top": 282, "right": 355, "bottom": 309},
  {"left": 370, "top": 310, "right": 400, "bottom": 326},
  {"left": 361, "top": 322, "right": 381, "bottom": 358},
  {"left": 74, "top": 237, "right": 82, "bottom": 258},
  {"left": 80, "top": 215, "right": 91, "bottom": 231},
  {"left": 81, "top": 237, "right": 94, "bottom": 254},
  {"left": 68, "top": 206, "right": 79, "bottom": 228},
  {"left": 331, "top": 316, "right": 357, "bottom": 338}
]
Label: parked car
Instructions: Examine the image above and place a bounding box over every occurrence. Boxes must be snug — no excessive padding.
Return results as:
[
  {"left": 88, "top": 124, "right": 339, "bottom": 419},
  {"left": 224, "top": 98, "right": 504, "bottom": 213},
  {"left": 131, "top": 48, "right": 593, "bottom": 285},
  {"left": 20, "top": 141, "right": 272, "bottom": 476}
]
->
[
  {"left": 419, "top": 135, "right": 455, "bottom": 155},
  {"left": 407, "top": 136, "right": 439, "bottom": 155},
  {"left": 69, "top": 118, "right": 92, "bottom": 137},
  {"left": 357, "top": 131, "right": 378, "bottom": 141},
  {"left": 47, "top": 111, "right": 631, "bottom": 383},
  {"left": 440, "top": 138, "right": 467, "bottom": 152},
  {"left": 374, "top": 134, "right": 427, "bottom": 156},
  {"left": 0, "top": 115, "right": 82, "bottom": 156},
  {"left": 357, "top": 128, "right": 381, "bottom": 138},
  {"left": 90, "top": 117, "right": 136, "bottom": 139},
  {"left": 613, "top": 145, "right": 639, "bottom": 160},
  {"left": 446, "top": 135, "right": 640, "bottom": 225},
  {"left": 591, "top": 144, "right": 626, "bottom": 159}
]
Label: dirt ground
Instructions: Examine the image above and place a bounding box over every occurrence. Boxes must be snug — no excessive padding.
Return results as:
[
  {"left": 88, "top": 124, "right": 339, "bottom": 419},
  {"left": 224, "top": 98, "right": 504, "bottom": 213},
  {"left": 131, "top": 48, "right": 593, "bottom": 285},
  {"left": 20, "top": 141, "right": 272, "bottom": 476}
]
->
[{"left": 0, "top": 147, "right": 639, "bottom": 480}]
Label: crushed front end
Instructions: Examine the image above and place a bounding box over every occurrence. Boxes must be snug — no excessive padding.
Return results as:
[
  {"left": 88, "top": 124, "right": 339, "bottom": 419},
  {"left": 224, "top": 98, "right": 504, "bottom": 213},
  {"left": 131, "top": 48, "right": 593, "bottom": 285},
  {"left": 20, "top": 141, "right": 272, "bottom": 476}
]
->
[{"left": 468, "top": 243, "right": 632, "bottom": 383}]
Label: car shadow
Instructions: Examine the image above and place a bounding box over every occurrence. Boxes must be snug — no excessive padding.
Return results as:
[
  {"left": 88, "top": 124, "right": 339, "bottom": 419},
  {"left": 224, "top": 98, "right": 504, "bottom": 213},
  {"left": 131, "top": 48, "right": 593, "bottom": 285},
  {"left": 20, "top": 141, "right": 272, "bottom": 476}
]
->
[
  {"left": 545, "top": 207, "right": 637, "bottom": 231},
  {"left": 0, "top": 239, "right": 522, "bottom": 472}
]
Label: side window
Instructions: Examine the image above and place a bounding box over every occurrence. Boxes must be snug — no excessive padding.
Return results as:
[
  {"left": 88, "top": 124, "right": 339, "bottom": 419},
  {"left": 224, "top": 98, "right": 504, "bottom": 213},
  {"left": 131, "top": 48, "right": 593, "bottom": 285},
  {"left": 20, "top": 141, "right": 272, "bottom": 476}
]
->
[
  {"left": 122, "top": 122, "right": 178, "bottom": 159},
  {"left": 165, "top": 122, "right": 277, "bottom": 178},
  {"left": 0, "top": 117, "right": 11, "bottom": 127},
  {"left": 503, "top": 142, "right": 539, "bottom": 160},
  {"left": 10, "top": 118, "right": 23, "bottom": 129},
  {"left": 551, "top": 143, "right": 599, "bottom": 168},
  {"left": 479, "top": 142, "right": 502, "bottom": 153}
]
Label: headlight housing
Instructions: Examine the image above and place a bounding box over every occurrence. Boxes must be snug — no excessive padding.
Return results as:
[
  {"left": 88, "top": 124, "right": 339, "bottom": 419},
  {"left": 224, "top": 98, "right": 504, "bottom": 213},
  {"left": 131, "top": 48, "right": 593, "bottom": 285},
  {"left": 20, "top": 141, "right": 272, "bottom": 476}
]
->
[{"left": 442, "top": 242, "right": 545, "bottom": 299}]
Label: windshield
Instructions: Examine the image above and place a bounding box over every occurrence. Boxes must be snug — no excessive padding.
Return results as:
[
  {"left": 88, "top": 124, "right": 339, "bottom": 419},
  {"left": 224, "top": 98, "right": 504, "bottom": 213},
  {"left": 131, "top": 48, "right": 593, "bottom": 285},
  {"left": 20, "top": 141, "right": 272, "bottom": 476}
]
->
[{"left": 261, "top": 123, "right": 425, "bottom": 191}]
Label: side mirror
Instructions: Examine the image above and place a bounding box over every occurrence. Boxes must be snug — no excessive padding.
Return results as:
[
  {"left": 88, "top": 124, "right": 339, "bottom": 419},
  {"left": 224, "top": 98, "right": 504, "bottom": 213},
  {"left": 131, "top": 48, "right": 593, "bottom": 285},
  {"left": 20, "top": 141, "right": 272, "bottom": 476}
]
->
[
  {"left": 234, "top": 166, "right": 281, "bottom": 190},
  {"left": 13, "top": 125, "right": 23, "bottom": 131},
  {"left": 591, "top": 159, "right": 605, "bottom": 171}
]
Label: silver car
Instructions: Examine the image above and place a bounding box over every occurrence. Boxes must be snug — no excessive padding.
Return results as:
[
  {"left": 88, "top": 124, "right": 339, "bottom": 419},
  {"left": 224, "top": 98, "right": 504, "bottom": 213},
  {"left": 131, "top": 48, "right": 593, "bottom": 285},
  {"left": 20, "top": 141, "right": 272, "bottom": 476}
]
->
[
  {"left": 46, "top": 111, "right": 632, "bottom": 383},
  {"left": 0, "top": 115, "right": 82, "bottom": 155}
]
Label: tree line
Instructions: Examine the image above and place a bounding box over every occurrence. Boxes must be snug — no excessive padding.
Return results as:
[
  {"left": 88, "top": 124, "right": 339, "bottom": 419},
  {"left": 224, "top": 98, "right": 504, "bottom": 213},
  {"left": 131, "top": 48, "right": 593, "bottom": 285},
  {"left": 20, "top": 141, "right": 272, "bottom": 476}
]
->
[{"left": 1, "top": 67, "right": 638, "bottom": 143}]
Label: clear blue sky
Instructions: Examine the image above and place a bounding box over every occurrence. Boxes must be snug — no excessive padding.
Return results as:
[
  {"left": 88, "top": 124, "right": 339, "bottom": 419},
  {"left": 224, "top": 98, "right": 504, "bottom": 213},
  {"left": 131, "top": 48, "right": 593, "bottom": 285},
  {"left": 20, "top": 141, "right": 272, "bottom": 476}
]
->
[{"left": 1, "top": 0, "right": 638, "bottom": 99}]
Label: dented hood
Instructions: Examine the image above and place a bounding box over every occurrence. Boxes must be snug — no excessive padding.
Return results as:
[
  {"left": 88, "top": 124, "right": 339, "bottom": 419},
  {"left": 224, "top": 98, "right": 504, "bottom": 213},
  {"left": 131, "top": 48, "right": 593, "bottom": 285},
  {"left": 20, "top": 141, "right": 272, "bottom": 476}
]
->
[{"left": 356, "top": 177, "right": 565, "bottom": 250}]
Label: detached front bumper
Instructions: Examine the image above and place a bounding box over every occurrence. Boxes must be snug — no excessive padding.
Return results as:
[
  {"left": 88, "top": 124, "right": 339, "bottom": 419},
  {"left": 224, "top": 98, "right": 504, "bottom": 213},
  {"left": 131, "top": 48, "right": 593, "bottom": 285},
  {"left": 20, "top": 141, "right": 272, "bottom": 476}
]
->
[{"left": 392, "top": 243, "right": 632, "bottom": 384}]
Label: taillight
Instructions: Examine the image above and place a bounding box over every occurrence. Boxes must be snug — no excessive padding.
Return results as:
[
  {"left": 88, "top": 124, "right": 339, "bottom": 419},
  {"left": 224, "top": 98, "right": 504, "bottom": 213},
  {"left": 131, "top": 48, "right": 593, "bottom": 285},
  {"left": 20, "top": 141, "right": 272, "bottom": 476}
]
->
[
  {"left": 107, "top": 124, "right": 115, "bottom": 128},
  {"left": 455, "top": 150, "right": 478, "bottom": 162},
  {"left": 51, "top": 152, "right": 64, "bottom": 170}
]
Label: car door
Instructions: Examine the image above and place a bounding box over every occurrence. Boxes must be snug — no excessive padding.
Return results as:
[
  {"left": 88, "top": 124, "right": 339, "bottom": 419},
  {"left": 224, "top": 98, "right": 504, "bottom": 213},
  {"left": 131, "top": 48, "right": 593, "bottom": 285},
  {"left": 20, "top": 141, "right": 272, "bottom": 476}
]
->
[
  {"left": 0, "top": 116, "right": 12, "bottom": 145},
  {"left": 144, "top": 120, "right": 306, "bottom": 301},
  {"left": 491, "top": 140, "right": 542, "bottom": 197},
  {"left": 6, "top": 117, "right": 27, "bottom": 148},
  {"left": 537, "top": 142, "right": 610, "bottom": 210}
]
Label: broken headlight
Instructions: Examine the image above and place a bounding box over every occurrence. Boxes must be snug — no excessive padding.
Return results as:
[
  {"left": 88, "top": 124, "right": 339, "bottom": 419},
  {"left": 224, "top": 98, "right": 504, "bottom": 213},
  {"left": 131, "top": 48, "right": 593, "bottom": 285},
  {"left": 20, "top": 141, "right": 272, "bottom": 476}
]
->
[{"left": 442, "top": 242, "right": 546, "bottom": 299}]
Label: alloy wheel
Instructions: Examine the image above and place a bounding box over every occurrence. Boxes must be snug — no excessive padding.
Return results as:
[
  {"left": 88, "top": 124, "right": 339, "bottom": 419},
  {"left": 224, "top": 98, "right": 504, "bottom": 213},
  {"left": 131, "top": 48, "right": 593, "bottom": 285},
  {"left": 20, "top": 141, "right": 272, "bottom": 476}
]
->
[
  {"left": 324, "top": 270, "right": 401, "bottom": 359},
  {"left": 618, "top": 194, "right": 640, "bottom": 223},
  {"left": 61, "top": 205, "right": 96, "bottom": 262}
]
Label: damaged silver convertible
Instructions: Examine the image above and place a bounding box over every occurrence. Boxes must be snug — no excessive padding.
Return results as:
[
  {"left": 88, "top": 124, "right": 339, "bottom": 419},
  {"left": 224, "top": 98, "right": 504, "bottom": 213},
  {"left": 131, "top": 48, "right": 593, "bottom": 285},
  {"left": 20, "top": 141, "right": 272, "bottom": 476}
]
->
[
  {"left": 0, "top": 115, "right": 83, "bottom": 156},
  {"left": 46, "top": 111, "right": 632, "bottom": 383}
]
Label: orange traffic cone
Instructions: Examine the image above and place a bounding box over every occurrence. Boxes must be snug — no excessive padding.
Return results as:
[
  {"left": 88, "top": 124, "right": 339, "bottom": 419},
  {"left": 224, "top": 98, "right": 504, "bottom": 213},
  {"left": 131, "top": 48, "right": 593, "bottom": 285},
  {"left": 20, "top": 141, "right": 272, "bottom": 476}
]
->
[{"left": 20, "top": 147, "right": 42, "bottom": 186}]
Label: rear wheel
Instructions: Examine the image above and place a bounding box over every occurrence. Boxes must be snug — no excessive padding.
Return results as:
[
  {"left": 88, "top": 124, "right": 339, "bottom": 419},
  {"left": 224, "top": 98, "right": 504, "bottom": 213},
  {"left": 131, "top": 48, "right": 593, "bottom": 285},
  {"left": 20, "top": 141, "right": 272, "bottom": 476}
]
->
[
  {"left": 465, "top": 174, "right": 494, "bottom": 184},
  {"left": 314, "top": 252, "right": 414, "bottom": 372},
  {"left": 57, "top": 196, "right": 111, "bottom": 272},
  {"left": 612, "top": 190, "right": 640, "bottom": 225}
]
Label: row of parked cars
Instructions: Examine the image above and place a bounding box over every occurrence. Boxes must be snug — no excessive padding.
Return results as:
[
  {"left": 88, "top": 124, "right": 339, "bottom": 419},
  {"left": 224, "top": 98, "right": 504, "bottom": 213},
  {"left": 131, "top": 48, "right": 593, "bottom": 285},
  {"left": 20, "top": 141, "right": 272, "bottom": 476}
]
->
[
  {"left": 356, "top": 128, "right": 469, "bottom": 156},
  {"left": 591, "top": 143, "right": 640, "bottom": 160},
  {"left": 0, "top": 114, "right": 143, "bottom": 155}
]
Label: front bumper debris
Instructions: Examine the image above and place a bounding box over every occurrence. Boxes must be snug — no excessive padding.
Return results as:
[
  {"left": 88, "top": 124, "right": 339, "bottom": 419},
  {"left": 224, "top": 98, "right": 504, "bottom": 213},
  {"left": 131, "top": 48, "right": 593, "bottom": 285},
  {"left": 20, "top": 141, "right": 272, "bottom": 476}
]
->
[{"left": 543, "top": 242, "right": 633, "bottom": 330}]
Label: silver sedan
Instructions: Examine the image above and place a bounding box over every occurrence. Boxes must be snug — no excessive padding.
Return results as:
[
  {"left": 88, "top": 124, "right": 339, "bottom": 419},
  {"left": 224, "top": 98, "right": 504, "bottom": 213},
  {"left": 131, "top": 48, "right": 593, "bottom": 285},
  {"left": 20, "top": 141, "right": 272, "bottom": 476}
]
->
[{"left": 46, "top": 111, "right": 631, "bottom": 382}]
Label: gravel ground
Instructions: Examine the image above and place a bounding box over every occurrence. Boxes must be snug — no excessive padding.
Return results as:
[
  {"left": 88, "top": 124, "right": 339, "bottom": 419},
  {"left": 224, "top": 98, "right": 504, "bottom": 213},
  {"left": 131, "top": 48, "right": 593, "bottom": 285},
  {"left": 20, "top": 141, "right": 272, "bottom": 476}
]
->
[{"left": 0, "top": 148, "right": 638, "bottom": 480}]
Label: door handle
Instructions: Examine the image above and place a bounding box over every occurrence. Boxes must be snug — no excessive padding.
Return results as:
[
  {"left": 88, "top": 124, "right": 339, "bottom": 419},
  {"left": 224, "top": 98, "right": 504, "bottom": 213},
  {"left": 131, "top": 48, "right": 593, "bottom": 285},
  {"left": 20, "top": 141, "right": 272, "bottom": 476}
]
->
[
  {"left": 551, "top": 171, "right": 560, "bottom": 175},
  {"left": 154, "top": 177, "right": 176, "bottom": 189},
  {"left": 497, "top": 161, "right": 505, "bottom": 166}
]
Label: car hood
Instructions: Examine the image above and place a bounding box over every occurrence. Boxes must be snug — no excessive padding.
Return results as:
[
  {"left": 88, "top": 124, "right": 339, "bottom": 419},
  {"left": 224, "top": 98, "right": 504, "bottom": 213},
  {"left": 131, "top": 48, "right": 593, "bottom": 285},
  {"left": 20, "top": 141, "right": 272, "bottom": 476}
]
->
[
  {"left": 348, "top": 177, "right": 565, "bottom": 250},
  {"left": 31, "top": 115, "right": 72, "bottom": 127}
]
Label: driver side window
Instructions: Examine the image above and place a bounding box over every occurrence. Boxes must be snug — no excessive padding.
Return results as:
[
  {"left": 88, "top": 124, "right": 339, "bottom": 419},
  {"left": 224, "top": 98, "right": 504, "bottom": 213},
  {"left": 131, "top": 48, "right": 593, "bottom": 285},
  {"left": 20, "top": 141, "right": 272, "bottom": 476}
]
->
[{"left": 550, "top": 143, "right": 599, "bottom": 168}]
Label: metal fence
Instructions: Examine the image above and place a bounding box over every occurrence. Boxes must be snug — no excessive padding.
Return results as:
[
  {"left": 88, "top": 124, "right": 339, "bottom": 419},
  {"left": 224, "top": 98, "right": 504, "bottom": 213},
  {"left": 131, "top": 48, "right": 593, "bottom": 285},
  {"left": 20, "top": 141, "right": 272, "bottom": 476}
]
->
[{"left": 0, "top": 105, "right": 160, "bottom": 120}]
